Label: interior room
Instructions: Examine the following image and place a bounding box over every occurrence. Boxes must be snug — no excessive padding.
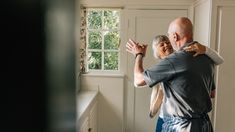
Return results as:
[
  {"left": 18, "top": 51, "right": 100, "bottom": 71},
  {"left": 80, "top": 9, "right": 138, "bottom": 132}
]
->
[{"left": 4, "top": 0, "right": 234, "bottom": 132}]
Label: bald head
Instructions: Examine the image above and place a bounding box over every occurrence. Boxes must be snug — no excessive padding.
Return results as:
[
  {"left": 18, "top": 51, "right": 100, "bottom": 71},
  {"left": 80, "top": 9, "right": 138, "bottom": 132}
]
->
[
  {"left": 169, "top": 17, "right": 193, "bottom": 39},
  {"left": 168, "top": 17, "right": 193, "bottom": 50}
]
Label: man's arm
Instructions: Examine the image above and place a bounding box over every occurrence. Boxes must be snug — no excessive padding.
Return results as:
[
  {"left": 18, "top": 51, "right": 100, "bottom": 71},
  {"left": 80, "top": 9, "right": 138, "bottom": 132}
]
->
[
  {"left": 134, "top": 54, "right": 147, "bottom": 87},
  {"left": 126, "top": 39, "right": 147, "bottom": 87}
]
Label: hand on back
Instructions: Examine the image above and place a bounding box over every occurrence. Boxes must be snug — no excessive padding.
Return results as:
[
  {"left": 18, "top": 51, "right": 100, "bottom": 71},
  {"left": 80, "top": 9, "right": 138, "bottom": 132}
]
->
[{"left": 183, "top": 43, "right": 206, "bottom": 57}]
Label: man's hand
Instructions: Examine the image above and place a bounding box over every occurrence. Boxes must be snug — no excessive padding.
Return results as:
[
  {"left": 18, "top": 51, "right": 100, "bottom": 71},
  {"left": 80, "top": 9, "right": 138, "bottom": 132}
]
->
[
  {"left": 183, "top": 43, "right": 206, "bottom": 57},
  {"left": 126, "top": 39, "right": 148, "bottom": 57},
  {"left": 126, "top": 39, "right": 147, "bottom": 87}
]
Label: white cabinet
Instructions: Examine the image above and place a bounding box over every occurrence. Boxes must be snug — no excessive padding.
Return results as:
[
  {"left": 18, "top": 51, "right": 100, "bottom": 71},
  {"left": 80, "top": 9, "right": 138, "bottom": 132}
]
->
[
  {"left": 78, "top": 101, "right": 98, "bottom": 132},
  {"left": 77, "top": 91, "right": 98, "bottom": 132},
  {"left": 89, "top": 102, "right": 98, "bottom": 132},
  {"left": 79, "top": 117, "right": 89, "bottom": 132},
  {"left": 81, "top": 74, "right": 124, "bottom": 132}
]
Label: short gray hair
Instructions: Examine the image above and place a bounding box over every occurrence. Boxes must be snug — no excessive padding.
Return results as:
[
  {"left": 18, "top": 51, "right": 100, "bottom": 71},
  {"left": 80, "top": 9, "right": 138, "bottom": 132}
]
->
[{"left": 152, "top": 35, "right": 169, "bottom": 59}]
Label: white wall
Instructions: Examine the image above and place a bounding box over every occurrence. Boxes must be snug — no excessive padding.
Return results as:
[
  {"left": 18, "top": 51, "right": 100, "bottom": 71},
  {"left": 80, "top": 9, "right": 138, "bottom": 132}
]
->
[{"left": 193, "top": 0, "right": 211, "bottom": 46}]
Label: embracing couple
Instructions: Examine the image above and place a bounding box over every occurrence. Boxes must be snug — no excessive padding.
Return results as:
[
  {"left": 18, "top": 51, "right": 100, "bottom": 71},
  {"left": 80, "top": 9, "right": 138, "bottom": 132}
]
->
[{"left": 126, "top": 17, "right": 224, "bottom": 132}]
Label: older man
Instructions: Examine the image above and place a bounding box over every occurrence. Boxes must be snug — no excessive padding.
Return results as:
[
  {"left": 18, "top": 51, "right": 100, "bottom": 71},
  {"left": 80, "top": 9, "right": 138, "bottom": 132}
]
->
[{"left": 127, "top": 17, "right": 216, "bottom": 132}]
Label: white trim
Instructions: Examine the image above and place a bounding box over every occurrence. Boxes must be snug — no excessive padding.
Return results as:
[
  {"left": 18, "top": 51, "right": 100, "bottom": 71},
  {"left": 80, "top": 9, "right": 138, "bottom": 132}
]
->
[
  {"left": 216, "top": 0, "right": 235, "bottom": 7},
  {"left": 213, "top": 5, "right": 223, "bottom": 130},
  {"left": 209, "top": 0, "right": 218, "bottom": 50},
  {"left": 84, "top": 6, "right": 124, "bottom": 9},
  {"left": 124, "top": 0, "right": 195, "bottom": 6},
  {"left": 193, "top": 0, "right": 209, "bottom": 7},
  {"left": 125, "top": 5, "right": 191, "bottom": 10},
  {"left": 207, "top": 0, "right": 215, "bottom": 125},
  {"left": 208, "top": 0, "right": 212, "bottom": 48},
  {"left": 188, "top": 4, "right": 195, "bottom": 23},
  {"left": 81, "top": 72, "right": 125, "bottom": 78},
  {"left": 80, "top": 0, "right": 195, "bottom": 7},
  {"left": 86, "top": 9, "right": 121, "bottom": 72}
]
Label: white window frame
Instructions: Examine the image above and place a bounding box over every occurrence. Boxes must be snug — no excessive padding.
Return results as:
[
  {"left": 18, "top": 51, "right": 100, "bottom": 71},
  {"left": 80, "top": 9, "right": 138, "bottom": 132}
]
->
[{"left": 86, "top": 8, "right": 121, "bottom": 73}]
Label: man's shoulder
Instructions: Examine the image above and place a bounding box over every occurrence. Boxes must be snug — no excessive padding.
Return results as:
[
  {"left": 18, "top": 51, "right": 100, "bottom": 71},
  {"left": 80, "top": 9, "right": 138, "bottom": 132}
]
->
[
  {"left": 165, "top": 51, "right": 192, "bottom": 60},
  {"left": 166, "top": 50, "right": 214, "bottom": 66}
]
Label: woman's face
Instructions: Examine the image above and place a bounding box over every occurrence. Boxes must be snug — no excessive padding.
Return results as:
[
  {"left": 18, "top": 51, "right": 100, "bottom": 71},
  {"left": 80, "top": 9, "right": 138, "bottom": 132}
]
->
[{"left": 156, "top": 40, "right": 174, "bottom": 59}]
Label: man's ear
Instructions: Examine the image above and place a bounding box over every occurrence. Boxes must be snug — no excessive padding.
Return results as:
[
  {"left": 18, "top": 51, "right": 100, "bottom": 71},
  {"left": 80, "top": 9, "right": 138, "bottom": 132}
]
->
[{"left": 173, "top": 33, "right": 178, "bottom": 41}]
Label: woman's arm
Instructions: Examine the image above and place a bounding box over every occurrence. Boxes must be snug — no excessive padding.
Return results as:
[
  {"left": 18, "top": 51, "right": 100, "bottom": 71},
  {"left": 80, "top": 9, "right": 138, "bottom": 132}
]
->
[
  {"left": 184, "top": 43, "right": 224, "bottom": 65},
  {"left": 205, "top": 46, "right": 224, "bottom": 65}
]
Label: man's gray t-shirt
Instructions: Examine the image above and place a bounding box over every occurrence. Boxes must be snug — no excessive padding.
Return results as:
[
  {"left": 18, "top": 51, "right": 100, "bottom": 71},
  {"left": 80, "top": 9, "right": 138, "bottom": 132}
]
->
[{"left": 143, "top": 42, "right": 215, "bottom": 131}]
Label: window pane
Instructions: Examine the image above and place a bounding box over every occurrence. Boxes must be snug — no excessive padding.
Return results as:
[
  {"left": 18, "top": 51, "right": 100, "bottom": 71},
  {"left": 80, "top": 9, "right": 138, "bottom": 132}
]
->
[
  {"left": 104, "top": 10, "right": 119, "bottom": 29},
  {"left": 104, "top": 52, "right": 118, "bottom": 70},
  {"left": 104, "top": 31, "right": 119, "bottom": 49},
  {"left": 87, "top": 10, "right": 102, "bottom": 29},
  {"left": 88, "top": 31, "right": 102, "bottom": 49},
  {"left": 88, "top": 52, "right": 102, "bottom": 70}
]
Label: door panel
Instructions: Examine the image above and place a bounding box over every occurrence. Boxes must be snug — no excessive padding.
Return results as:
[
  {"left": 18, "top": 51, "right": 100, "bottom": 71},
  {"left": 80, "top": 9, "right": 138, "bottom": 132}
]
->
[
  {"left": 126, "top": 9, "right": 188, "bottom": 132},
  {"left": 214, "top": 7, "right": 235, "bottom": 132}
]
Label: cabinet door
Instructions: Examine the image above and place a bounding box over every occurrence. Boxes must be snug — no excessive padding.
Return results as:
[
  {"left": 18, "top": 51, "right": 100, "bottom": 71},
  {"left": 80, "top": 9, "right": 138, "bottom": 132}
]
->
[
  {"left": 126, "top": 9, "right": 188, "bottom": 132},
  {"left": 90, "top": 102, "right": 98, "bottom": 132},
  {"left": 79, "top": 117, "right": 89, "bottom": 132}
]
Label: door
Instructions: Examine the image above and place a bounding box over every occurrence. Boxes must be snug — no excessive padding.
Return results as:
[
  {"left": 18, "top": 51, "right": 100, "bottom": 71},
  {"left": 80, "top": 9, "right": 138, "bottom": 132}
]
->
[
  {"left": 125, "top": 9, "right": 188, "bottom": 132},
  {"left": 214, "top": 7, "right": 235, "bottom": 132}
]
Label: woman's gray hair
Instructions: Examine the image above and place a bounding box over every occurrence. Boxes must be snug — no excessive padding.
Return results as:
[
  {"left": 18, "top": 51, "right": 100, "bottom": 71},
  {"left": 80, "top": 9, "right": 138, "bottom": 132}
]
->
[{"left": 152, "top": 35, "right": 169, "bottom": 59}]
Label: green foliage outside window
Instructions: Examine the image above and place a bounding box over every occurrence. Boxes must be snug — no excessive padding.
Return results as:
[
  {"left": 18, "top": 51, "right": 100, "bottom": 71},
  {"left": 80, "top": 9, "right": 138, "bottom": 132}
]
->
[
  {"left": 88, "top": 52, "right": 102, "bottom": 70},
  {"left": 87, "top": 9, "right": 120, "bottom": 71},
  {"left": 88, "top": 31, "right": 102, "bottom": 49},
  {"left": 104, "top": 11, "right": 119, "bottom": 29},
  {"left": 87, "top": 10, "right": 102, "bottom": 29},
  {"left": 104, "top": 52, "right": 118, "bottom": 70},
  {"left": 104, "top": 31, "right": 119, "bottom": 50}
]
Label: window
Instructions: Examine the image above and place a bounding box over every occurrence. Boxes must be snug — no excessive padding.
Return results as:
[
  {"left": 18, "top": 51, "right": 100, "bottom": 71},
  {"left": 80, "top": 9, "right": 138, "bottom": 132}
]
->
[{"left": 86, "top": 9, "right": 120, "bottom": 71}]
